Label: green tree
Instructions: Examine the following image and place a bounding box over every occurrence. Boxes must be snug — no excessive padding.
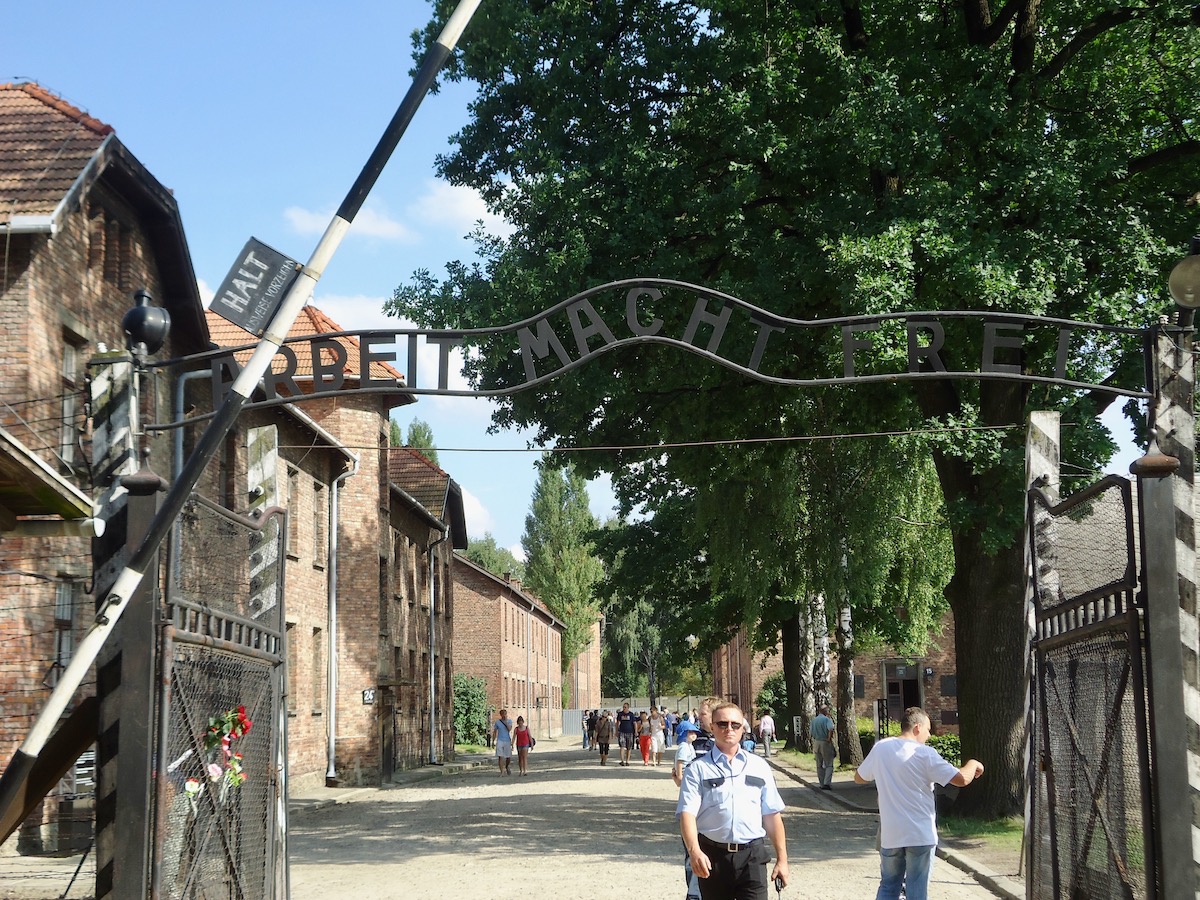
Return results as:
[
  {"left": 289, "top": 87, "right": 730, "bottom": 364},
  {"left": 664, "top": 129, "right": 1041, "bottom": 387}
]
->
[
  {"left": 403, "top": 418, "right": 439, "bottom": 466},
  {"left": 389, "top": 419, "right": 403, "bottom": 447},
  {"left": 397, "top": 0, "right": 1199, "bottom": 816},
  {"left": 452, "top": 673, "right": 491, "bottom": 745},
  {"left": 464, "top": 533, "right": 526, "bottom": 582},
  {"left": 521, "top": 455, "right": 604, "bottom": 670}
]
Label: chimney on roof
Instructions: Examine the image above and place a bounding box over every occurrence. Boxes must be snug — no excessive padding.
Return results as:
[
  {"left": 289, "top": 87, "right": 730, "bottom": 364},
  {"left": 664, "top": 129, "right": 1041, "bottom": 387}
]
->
[{"left": 503, "top": 571, "right": 511, "bottom": 582}]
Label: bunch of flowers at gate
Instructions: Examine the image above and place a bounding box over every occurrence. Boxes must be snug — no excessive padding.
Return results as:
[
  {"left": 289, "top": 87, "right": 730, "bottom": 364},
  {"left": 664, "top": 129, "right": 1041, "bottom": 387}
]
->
[{"left": 184, "top": 706, "right": 253, "bottom": 797}]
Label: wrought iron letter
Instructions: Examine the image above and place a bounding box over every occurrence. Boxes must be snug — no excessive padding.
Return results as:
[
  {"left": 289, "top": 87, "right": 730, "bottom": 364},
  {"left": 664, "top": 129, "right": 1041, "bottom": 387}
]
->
[
  {"left": 907, "top": 320, "right": 948, "bottom": 373},
  {"left": 682, "top": 297, "right": 733, "bottom": 353},
  {"left": 211, "top": 354, "right": 240, "bottom": 408},
  {"left": 842, "top": 322, "right": 879, "bottom": 378},
  {"left": 426, "top": 334, "right": 464, "bottom": 390},
  {"left": 261, "top": 345, "right": 301, "bottom": 400},
  {"left": 748, "top": 316, "right": 784, "bottom": 372},
  {"left": 566, "top": 299, "right": 617, "bottom": 358},
  {"left": 518, "top": 318, "right": 573, "bottom": 382},
  {"left": 981, "top": 322, "right": 1023, "bottom": 375},
  {"left": 625, "top": 287, "right": 664, "bottom": 336},
  {"left": 1055, "top": 327, "right": 1073, "bottom": 380},
  {"left": 310, "top": 338, "right": 347, "bottom": 392},
  {"left": 359, "top": 333, "right": 399, "bottom": 389}
]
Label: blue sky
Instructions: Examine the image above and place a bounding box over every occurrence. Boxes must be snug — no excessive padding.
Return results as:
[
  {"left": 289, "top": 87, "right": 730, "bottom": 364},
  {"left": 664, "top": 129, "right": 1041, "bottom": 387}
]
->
[
  {"left": 6, "top": 3, "right": 1144, "bottom": 553},
  {"left": 5, "top": 1, "right": 616, "bottom": 555}
]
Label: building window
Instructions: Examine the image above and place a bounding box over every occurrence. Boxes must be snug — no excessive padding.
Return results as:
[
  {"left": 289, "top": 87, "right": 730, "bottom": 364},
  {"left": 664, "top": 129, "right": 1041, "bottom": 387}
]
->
[
  {"left": 286, "top": 467, "right": 300, "bottom": 558},
  {"left": 60, "top": 337, "right": 83, "bottom": 469},
  {"left": 286, "top": 624, "right": 298, "bottom": 716},
  {"left": 312, "top": 627, "right": 324, "bottom": 713},
  {"left": 46, "top": 581, "right": 79, "bottom": 687},
  {"left": 312, "top": 482, "right": 327, "bottom": 568}
]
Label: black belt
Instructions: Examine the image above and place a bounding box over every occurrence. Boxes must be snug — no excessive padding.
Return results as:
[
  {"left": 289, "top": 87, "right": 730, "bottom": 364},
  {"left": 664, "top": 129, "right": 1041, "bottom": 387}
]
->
[{"left": 699, "top": 833, "right": 763, "bottom": 854}]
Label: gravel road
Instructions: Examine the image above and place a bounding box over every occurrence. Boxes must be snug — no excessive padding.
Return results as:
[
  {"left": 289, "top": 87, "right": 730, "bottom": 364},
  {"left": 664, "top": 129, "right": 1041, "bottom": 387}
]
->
[{"left": 288, "top": 745, "right": 996, "bottom": 900}]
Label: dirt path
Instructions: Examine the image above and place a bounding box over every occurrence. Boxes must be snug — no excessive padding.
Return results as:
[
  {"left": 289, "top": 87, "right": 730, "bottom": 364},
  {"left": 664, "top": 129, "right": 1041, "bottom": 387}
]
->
[{"left": 288, "top": 745, "right": 996, "bottom": 900}]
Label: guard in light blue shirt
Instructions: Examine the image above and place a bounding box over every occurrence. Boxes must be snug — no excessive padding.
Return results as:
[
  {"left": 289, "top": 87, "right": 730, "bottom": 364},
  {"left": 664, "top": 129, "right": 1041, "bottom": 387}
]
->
[{"left": 676, "top": 701, "right": 789, "bottom": 899}]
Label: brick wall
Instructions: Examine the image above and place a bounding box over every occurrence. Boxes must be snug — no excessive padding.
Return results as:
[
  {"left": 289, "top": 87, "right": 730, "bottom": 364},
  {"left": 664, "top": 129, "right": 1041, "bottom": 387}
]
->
[
  {"left": 0, "top": 187, "right": 184, "bottom": 851},
  {"left": 451, "top": 558, "right": 564, "bottom": 738},
  {"left": 713, "top": 613, "right": 959, "bottom": 735}
]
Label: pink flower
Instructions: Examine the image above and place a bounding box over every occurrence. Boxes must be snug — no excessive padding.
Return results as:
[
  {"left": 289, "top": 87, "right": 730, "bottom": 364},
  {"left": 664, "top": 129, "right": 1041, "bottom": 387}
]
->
[{"left": 207, "top": 763, "right": 223, "bottom": 782}]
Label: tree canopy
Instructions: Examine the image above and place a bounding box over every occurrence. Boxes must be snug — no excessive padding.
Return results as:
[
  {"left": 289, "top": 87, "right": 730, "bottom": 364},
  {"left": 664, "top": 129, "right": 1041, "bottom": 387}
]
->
[
  {"left": 464, "top": 532, "right": 526, "bottom": 582},
  {"left": 395, "top": 0, "right": 1200, "bottom": 815},
  {"left": 521, "top": 456, "right": 605, "bottom": 673}
]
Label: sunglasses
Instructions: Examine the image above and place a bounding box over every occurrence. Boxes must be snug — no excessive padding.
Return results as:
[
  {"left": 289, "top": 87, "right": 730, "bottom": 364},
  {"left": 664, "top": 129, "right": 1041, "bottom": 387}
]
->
[{"left": 713, "top": 720, "right": 744, "bottom": 730}]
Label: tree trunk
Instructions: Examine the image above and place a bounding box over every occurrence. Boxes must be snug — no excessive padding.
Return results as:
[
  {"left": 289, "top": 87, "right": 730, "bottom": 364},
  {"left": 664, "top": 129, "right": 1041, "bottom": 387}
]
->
[
  {"left": 812, "top": 593, "right": 832, "bottom": 712},
  {"left": 781, "top": 609, "right": 805, "bottom": 750},
  {"left": 835, "top": 603, "right": 864, "bottom": 765},
  {"left": 794, "top": 602, "right": 814, "bottom": 752},
  {"left": 947, "top": 533, "right": 1026, "bottom": 817}
]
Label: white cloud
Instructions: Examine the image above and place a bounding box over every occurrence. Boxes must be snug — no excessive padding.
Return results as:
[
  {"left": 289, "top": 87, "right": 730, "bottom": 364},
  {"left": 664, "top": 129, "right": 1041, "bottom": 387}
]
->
[
  {"left": 283, "top": 205, "right": 331, "bottom": 236},
  {"left": 408, "top": 180, "right": 514, "bottom": 239},
  {"left": 197, "top": 277, "right": 215, "bottom": 308},
  {"left": 283, "top": 181, "right": 512, "bottom": 245},
  {"left": 460, "top": 485, "right": 494, "bottom": 535},
  {"left": 509, "top": 543, "right": 526, "bottom": 563}
]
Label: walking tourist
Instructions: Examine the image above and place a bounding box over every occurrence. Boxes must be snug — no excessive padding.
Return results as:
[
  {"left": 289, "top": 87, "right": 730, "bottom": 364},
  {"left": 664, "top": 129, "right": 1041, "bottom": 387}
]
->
[
  {"left": 638, "top": 711, "right": 654, "bottom": 765},
  {"left": 673, "top": 697, "right": 719, "bottom": 900},
  {"left": 810, "top": 705, "right": 835, "bottom": 788},
  {"left": 665, "top": 708, "right": 678, "bottom": 747},
  {"left": 676, "top": 700, "right": 790, "bottom": 899},
  {"left": 492, "top": 708, "right": 513, "bottom": 776},
  {"left": 595, "top": 709, "right": 614, "bottom": 765},
  {"left": 514, "top": 715, "right": 533, "bottom": 775},
  {"left": 650, "top": 707, "right": 667, "bottom": 765},
  {"left": 617, "top": 702, "right": 637, "bottom": 767},
  {"left": 854, "top": 706, "right": 984, "bottom": 900},
  {"left": 587, "top": 709, "right": 599, "bottom": 751},
  {"left": 757, "top": 710, "right": 775, "bottom": 758}
]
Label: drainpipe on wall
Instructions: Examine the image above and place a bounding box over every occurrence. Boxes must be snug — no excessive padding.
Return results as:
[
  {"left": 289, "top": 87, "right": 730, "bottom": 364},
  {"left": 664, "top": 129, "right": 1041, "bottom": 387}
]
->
[
  {"left": 525, "top": 599, "right": 533, "bottom": 725},
  {"left": 428, "top": 529, "right": 449, "bottom": 765},
  {"left": 326, "top": 455, "right": 358, "bottom": 784}
]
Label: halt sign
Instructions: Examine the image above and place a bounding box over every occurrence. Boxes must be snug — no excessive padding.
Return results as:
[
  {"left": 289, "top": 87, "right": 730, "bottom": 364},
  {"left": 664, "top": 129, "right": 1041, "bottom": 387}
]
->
[{"left": 211, "top": 238, "right": 300, "bottom": 337}]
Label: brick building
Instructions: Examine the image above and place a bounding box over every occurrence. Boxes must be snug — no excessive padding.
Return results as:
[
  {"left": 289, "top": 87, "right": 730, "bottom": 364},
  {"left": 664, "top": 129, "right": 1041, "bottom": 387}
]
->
[
  {"left": 385, "top": 448, "right": 467, "bottom": 773},
  {"left": 565, "top": 619, "right": 603, "bottom": 712},
  {"left": 451, "top": 554, "right": 565, "bottom": 738},
  {"left": 0, "top": 82, "right": 211, "bottom": 852},
  {"left": 712, "top": 612, "right": 960, "bottom": 736},
  {"left": 711, "top": 627, "right": 784, "bottom": 724}
]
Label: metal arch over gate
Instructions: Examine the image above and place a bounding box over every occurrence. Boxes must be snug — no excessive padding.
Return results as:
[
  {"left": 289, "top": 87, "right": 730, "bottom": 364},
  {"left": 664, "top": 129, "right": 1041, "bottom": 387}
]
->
[{"left": 148, "top": 279, "right": 1152, "bottom": 427}]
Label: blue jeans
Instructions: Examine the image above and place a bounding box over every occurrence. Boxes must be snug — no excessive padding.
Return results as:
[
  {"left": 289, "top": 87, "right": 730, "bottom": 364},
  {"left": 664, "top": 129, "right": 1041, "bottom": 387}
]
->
[{"left": 877, "top": 845, "right": 935, "bottom": 900}]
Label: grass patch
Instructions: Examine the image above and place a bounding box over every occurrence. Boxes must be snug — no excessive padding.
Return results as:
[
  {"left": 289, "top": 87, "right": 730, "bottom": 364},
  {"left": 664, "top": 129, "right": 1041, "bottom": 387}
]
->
[
  {"left": 454, "top": 743, "right": 492, "bottom": 755},
  {"left": 937, "top": 815, "right": 1024, "bottom": 850}
]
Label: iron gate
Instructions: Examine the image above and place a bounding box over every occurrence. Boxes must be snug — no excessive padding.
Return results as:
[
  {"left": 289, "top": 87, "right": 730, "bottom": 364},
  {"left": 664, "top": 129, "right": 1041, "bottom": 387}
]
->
[
  {"left": 1027, "top": 475, "right": 1154, "bottom": 899},
  {"left": 154, "top": 494, "right": 287, "bottom": 899}
]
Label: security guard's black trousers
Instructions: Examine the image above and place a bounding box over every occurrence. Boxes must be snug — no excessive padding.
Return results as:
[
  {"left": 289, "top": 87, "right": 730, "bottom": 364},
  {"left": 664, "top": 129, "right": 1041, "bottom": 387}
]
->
[{"left": 697, "top": 835, "right": 770, "bottom": 900}]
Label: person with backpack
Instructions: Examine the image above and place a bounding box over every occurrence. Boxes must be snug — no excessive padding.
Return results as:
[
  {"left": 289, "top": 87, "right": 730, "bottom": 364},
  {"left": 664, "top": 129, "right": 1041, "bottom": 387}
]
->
[
  {"left": 595, "top": 709, "right": 615, "bottom": 766},
  {"left": 492, "top": 708, "right": 514, "bottom": 776}
]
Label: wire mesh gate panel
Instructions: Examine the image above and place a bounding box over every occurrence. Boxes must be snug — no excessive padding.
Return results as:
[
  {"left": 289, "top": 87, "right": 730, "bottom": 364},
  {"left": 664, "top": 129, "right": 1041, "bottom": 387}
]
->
[
  {"left": 1028, "top": 475, "right": 1154, "bottom": 899},
  {"left": 155, "top": 495, "right": 286, "bottom": 900}
]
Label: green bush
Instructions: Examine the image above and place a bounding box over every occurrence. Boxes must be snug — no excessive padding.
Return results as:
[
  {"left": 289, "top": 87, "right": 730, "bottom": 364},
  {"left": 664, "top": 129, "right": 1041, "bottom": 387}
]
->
[
  {"left": 927, "top": 733, "right": 961, "bottom": 767},
  {"left": 453, "top": 673, "right": 491, "bottom": 745}
]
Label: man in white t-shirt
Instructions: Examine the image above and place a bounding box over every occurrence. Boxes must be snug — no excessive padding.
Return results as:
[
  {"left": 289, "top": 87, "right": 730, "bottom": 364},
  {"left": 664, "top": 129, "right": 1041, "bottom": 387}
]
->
[{"left": 854, "top": 707, "right": 984, "bottom": 900}]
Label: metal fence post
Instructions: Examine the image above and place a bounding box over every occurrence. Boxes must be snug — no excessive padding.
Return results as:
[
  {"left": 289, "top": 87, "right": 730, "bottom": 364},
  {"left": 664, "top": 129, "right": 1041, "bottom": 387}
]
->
[{"left": 1141, "top": 321, "right": 1200, "bottom": 896}]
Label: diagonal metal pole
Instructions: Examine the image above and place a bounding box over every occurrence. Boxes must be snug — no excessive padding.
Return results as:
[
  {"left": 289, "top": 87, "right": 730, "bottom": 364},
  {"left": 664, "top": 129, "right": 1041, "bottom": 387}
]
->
[{"left": 0, "top": 0, "right": 482, "bottom": 823}]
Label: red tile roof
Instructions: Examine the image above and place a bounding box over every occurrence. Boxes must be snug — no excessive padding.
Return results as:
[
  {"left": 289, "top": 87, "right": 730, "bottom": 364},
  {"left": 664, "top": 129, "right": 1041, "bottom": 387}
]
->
[
  {"left": 388, "top": 447, "right": 450, "bottom": 519},
  {"left": 0, "top": 82, "right": 112, "bottom": 224},
  {"left": 205, "top": 304, "right": 406, "bottom": 386}
]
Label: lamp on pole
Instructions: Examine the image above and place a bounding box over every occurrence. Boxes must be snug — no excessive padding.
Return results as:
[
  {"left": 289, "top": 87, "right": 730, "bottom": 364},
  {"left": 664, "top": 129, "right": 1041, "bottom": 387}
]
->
[{"left": 1168, "top": 235, "right": 1200, "bottom": 326}]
